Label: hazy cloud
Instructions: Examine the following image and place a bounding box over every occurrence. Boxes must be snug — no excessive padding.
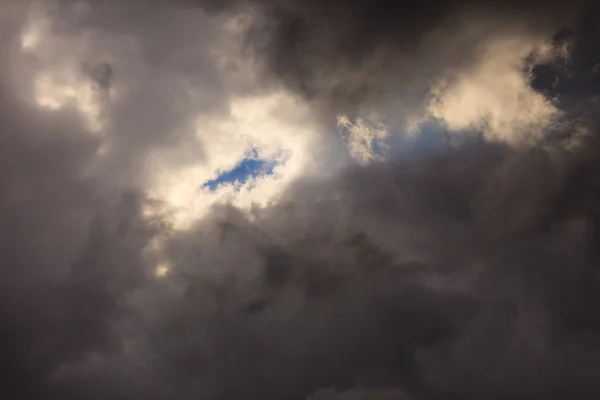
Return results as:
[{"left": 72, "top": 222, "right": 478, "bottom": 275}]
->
[{"left": 2, "top": 1, "right": 600, "bottom": 399}]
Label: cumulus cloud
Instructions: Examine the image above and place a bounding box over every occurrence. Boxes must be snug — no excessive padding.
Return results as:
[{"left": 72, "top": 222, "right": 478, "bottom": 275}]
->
[
  {"left": 337, "top": 116, "right": 390, "bottom": 164},
  {"left": 2, "top": 0, "right": 600, "bottom": 399},
  {"left": 427, "top": 34, "right": 562, "bottom": 142}
]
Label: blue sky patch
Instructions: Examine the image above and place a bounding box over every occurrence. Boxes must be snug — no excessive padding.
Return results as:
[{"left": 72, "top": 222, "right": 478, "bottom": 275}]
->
[{"left": 202, "top": 149, "right": 279, "bottom": 191}]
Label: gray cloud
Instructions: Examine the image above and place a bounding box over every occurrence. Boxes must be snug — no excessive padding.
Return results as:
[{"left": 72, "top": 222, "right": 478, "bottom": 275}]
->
[
  {"left": 2, "top": 1, "right": 600, "bottom": 399},
  {"left": 306, "top": 387, "right": 410, "bottom": 399},
  {"left": 186, "top": 0, "right": 590, "bottom": 117}
]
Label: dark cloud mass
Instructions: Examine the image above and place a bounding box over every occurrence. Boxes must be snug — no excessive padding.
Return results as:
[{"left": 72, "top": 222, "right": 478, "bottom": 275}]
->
[
  {"left": 194, "top": 0, "right": 590, "bottom": 114},
  {"left": 3, "top": 0, "right": 600, "bottom": 399}
]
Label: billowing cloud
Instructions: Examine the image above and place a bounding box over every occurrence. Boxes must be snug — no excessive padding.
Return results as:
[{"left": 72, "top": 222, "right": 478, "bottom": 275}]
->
[
  {"left": 427, "top": 33, "right": 562, "bottom": 142},
  {"left": 337, "top": 116, "right": 390, "bottom": 164},
  {"left": 2, "top": 1, "right": 600, "bottom": 399}
]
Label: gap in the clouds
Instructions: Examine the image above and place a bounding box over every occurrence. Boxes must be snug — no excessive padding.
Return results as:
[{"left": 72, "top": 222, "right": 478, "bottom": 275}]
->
[
  {"left": 202, "top": 149, "right": 279, "bottom": 191},
  {"left": 383, "top": 119, "right": 487, "bottom": 160}
]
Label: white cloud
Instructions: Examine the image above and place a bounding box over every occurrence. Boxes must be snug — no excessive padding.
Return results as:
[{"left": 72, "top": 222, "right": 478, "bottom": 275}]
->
[
  {"left": 148, "top": 91, "right": 323, "bottom": 230},
  {"left": 337, "top": 115, "right": 390, "bottom": 164},
  {"left": 12, "top": 1, "right": 569, "bottom": 243},
  {"left": 15, "top": 2, "right": 328, "bottom": 232},
  {"left": 31, "top": 69, "right": 110, "bottom": 132},
  {"left": 427, "top": 34, "right": 561, "bottom": 143},
  {"left": 19, "top": 14, "right": 109, "bottom": 132},
  {"left": 10, "top": 1, "right": 336, "bottom": 289}
]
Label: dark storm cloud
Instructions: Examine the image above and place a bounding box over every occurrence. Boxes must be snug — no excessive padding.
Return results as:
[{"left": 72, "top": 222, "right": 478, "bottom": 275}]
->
[
  {"left": 307, "top": 386, "right": 410, "bottom": 399},
  {"left": 0, "top": 58, "right": 150, "bottom": 400},
  {"left": 101, "top": 125, "right": 600, "bottom": 399},
  {"left": 187, "top": 0, "right": 592, "bottom": 115},
  {"left": 531, "top": 4, "right": 600, "bottom": 108},
  {"left": 2, "top": 0, "right": 600, "bottom": 400}
]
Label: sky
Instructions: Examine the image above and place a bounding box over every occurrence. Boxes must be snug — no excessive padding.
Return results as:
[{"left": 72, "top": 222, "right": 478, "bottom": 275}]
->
[
  {"left": 202, "top": 148, "right": 280, "bottom": 191},
  {"left": 2, "top": 0, "right": 600, "bottom": 399}
]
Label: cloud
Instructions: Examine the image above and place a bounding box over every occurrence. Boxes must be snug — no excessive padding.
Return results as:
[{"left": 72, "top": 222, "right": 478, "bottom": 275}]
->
[
  {"left": 426, "top": 33, "right": 562, "bottom": 142},
  {"left": 307, "top": 387, "right": 410, "bottom": 400},
  {"left": 190, "top": 0, "right": 587, "bottom": 116},
  {"left": 338, "top": 116, "right": 390, "bottom": 164},
  {"left": 146, "top": 90, "right": 326, "bottom": 229},
  {"left": 2, "top": 1, "right": 600, "bottom": 399}
]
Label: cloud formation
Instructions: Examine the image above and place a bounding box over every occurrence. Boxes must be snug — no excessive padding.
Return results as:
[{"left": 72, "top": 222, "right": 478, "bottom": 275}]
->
[
  {"left": 307, "top": 387, "right": 410, "bottom": 400},
  {"left": 2, "top": 1, "right": 600, "bottom": 399}
]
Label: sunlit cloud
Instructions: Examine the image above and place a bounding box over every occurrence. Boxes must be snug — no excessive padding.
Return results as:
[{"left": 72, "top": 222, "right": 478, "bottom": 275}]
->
[
  {"left": 147, "top": 91, "right": 322, "bottom": 230},
  {"left": 32, "top": 70, "right": 110, "bottom": 132},
  {"left": 154, "top": 262, "right": 171, "bottom": 278},
  {"left": 337, "top": 115, "right": 390, "bottom": 164},
  {"left": 427, "top": 34, "right": 562, "bottom": 143},
  {"left": 19, "top": 3, "right": 112, "bottom": 133},
  {"left": 16, "top": 2, "right": 324, "bottom": 232}
]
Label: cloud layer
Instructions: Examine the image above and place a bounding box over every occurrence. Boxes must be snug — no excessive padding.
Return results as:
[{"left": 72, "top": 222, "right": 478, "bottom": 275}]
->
[{"left": 2, "top": 1, "right": 600, "bottom": 399}]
